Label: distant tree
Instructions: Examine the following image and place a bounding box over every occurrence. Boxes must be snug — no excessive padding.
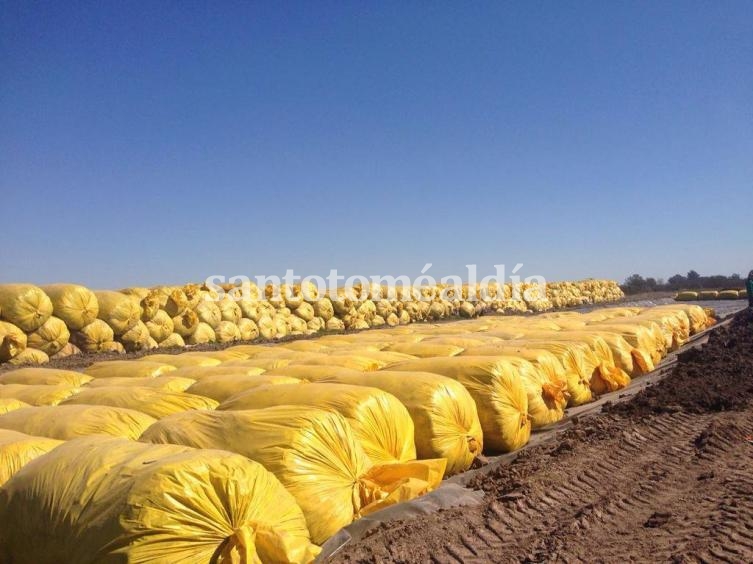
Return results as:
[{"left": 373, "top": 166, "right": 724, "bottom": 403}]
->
[
  {"left": 705, "top": 275, "right": 728, "bottom": 289},
  {"left": 622, "top": 274, "right": 647, "bottom": 294},
  {"left": 730, "top": 273, "right": 741, "bottom": 281},
  {"left": 687, "top": 270, "right": 701, "bottom": 288},
  {"left": 668, "top": 274, "right": 687, "bottom": 290},
  {"left": 645, "top": 277, "right": 658, "bottom": 291}
]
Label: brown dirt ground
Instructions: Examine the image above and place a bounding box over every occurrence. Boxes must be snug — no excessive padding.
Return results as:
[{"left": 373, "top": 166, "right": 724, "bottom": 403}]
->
[{"left": 331, "top": 308, "right": 753, "bottom": 563}]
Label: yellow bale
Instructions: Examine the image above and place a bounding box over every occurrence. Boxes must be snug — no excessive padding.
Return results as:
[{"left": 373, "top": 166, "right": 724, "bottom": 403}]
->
[
  {"left": 157, "top": 332, "right": 185, "bottom": 348},
  {"left": 385, "top": 342, "right": 465, "bottom": 358},
  {"left": 69, "top": 319, "right": 114, "bottom": 353},
  {"left": 84, "top": 360, "right": 177, "bottom": 379},
  {"left": 0, "top": 284, "right": 53, "bottom": 332},
  {"left": 144, "top": 309, "right": 173, "bottom": 342},
  {"left": 62, "top": 387, "right": 218, "bottom": 419},
  {"left": 219, "top": 383, "right": 417, "bottom": 465},
  {"left": 6, "top": 348, "right": 49, "bottom": 366},
  {"left": 166, "top": 365, "right": 266, "bottom": 381},
  {"left": 0, "top": 398, "right": 30, "bottom": 415},
  {"left": 0, "top": 404, "right": 156, "bottom": 440},
  {"left": 186, "top": 374, "right": 302, "bottom": 402},
  {"left": 0, "top": 384, "right": 79, "bottom": 406},
  {"left": 141, "top": 407, "right": 445, "bottom": 545},
  {"left": 0, "top": 321, "right": 27, "bottom": 362},
  {"left": 0, "top": 436, "right": 318, "bottom": 563},
  {"left": 0, "top": 368, "right": 92, "bottom": 387},
  {"left": 39, "top": 284, "right": 98, "bottom": 330},
  {"left": 0, "top": 429, "right": 62, "bottom": 486},
  {"left": 85, "top": 375, "right": 196, "bottom": 392},
  {"left": 185, "top": 321, "right": 216, "bottom": 344},
  {"left": 93, "top": 290, "right": 140, "bottom": 336},
  {"left": 309, "top": 369, "right": 483, "bottom": 475},
  {"left": 136, "top": 353, "right": 221, "bottom": 369},
  {"left": 25, "top": 316, "right": 70, "bottom": 356},
  {"left": 389, "top": 357, "right": 531, "bottom": 452},
  {"left": 171, "top": 309, "right": 199, "bottom": 337}
]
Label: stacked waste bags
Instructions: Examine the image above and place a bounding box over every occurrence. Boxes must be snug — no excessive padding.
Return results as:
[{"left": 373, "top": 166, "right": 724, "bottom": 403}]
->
[
  {"left": 0, "top": 303, "right": 718, "bottom": 560},
  {"left": 0, "top": 279, "right": 625, "bottom": 365},
  {"left": 0, "top": 436, "right": 320, "bottom": 563}
]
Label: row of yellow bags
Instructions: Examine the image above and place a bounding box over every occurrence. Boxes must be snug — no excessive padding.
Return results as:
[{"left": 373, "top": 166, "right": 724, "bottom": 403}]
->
[
  {"left": 1, "top": 279, "right": 625, "bottom": 365},
  {"left": 0, "top": 303, "right": 714, "bottom": 561},
  {"left": 676, "top": 289, "right": 747, "bottom": 301}
]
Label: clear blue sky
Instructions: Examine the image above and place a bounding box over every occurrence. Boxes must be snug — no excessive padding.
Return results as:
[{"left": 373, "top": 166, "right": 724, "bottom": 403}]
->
[{"left": 1, "top": 1, "right": 751, "bottom": 289}]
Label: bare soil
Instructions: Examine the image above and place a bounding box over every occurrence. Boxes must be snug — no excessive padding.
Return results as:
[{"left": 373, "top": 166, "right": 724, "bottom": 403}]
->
[{"left": 331, "top": 308, "right": 753, "bottom": 563}]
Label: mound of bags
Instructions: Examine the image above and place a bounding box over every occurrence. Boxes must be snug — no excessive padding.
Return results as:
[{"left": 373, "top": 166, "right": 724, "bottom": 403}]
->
[
  {"left": 0, "top": 436, "right": 319, "bottom": 563},
  {"left": 141, "top": 407, "right": 445, "bottom": 544}
]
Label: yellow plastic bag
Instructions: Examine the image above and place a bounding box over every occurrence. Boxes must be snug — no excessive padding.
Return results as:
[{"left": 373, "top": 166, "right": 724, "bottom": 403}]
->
[
  {"left": 141, "top": 407, "right": 445, "bottom": 544},
  {"left": 145, "top": 309, "right": 174, "bottom": 342},
  {"left": 237, "top": 318, "right": 260, "bottom": 341},
  {"left": 0, "top": 398, "right": 30, "bottom": 415},
  {"left": 171, "top": 309, "right": 200, "bottom": 337},
  {"left": 93, "top": 290, "right": 140, "bottom": 336},
  {"left": 6, "top": 348, "right": 50, "bottom": 366},
  {"left": 157, "top": 332, "right": 185, "bottom": 348},
  {"left": 185, "top": 321, "right": 216, "bottom": 344},
  {"left": 215, "top": 320, "right": 242, "bottom": 343},
  {"left": 39, "top": 284, "right": 98, "bottom": 330},
  {"left": 556, "top": 330, "right": 653, "bottom": 376},
  {"left": 389, "top": 357, "right": 531, "bottom": 452},
  {"left": 69, "top": 319, "right": 114, "bottom": 353},
  {"left": 287, "top": 353, "right": 387, "bottom": 372},
  {"left": 0, "top": 429, "right": 62, "bottom": 486},
  {"left": 85, "top": 375, "right": 196, "bottom": 392},
  {"left": 62, "top": 387, "right": 218, "bottom": 419},
  {"left": 25, "top": 316, "right": 70, "bottom": 356},
  {"left": 306, "top": 369, "right": 483, "bottom": 475},
  {"left": 0, "top": 321, "right": 27, "bottom": 362},
  {"left": 0, "top": 404, "right": 156, "bottom": 439},
  {"left": 385, "top": 342, "right": 465, "bottom": 358},
  {"left": 219, "top": 383, "right": 417, "bottom": 465},
  {"left": 84, "top": 360, "right": 177, "bottom": 379},
  {"left": 167, "top": 365, "right": 267, "bottom": 381},
  {"left": 187, "top": 374, "right": 302, "bottom": 402},
  {"left": 0, "top": 436, "right": 319, "bottom": 563},
  {"left": 265, "top": 365, "right": 363, "bottom": 381},
  {"left": 0, "top": 284, "right": 53, "bottom": 332},
  {"left": 0, "top": 384, "right": 79, "bottom": 406},
  {"left": 0, "top": 367, "right": 92, "bottom": 387},
  {"left": 119, "top": 320, "right": 154, "bottom": 352},
  {"left": 137, "top": 352, "right": 222, "bottom": 368}
]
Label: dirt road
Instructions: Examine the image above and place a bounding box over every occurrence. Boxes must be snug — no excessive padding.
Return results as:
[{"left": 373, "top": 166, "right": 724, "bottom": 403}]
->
[{"left": 333, "top": 309, "right": 753, "bottom": 563}]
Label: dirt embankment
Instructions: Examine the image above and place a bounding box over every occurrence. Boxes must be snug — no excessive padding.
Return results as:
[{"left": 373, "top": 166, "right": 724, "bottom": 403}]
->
[{"left": 332, "top": 309, "right": 753, "bottom": 563}]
